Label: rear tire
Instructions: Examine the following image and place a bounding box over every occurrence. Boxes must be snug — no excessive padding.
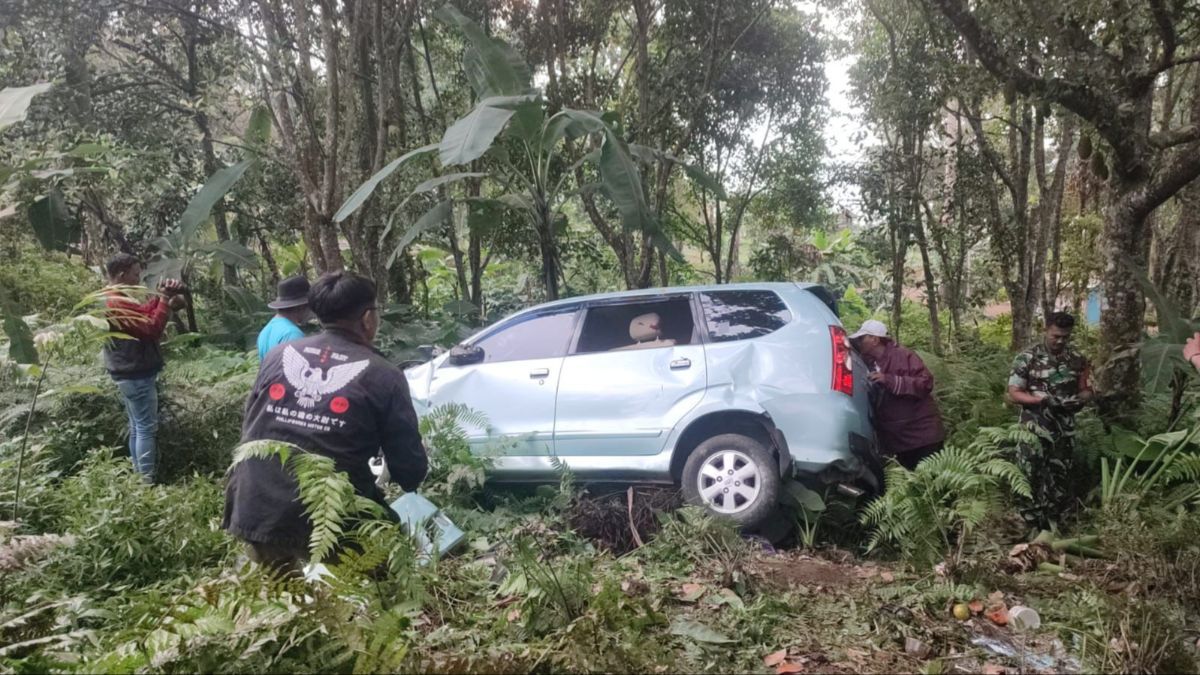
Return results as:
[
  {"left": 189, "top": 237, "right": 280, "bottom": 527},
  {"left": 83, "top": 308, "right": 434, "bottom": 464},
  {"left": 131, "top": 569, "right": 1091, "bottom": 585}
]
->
[{"left": 682, "top": 433, "right": 781, "bottom": 529}]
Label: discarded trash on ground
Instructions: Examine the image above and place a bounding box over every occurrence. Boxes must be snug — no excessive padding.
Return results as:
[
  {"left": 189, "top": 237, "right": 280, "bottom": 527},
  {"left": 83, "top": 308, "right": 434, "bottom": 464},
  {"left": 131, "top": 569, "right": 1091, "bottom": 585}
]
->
[{"left": 390, "top": 492, "right": 466, "bottom": 564}]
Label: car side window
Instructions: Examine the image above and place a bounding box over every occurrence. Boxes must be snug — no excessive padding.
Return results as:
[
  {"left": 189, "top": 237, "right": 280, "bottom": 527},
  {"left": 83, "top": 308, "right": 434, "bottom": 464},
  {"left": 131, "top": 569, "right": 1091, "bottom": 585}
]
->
[
  {"left": 573, "top": 296, "right": 695, "bottom": 354},
  {"left": 473, "top": 309, "right": 577, "bottom": 364},
  {"left": 700, "top": 290, "right": 792, "bottom": 342}
]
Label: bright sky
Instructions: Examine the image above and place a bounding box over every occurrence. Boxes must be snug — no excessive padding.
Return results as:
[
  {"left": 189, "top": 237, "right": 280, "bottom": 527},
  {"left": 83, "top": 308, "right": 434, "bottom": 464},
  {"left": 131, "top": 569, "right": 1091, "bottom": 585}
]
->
[
  {"left": 811, "top": 0, "right": 865, "bottom": 218},
  {"left": 823, "top": 51, "right": 864, "bottom": 215},
  {"left": 741, "top": 3, "right": 864, "bottom": 219}
]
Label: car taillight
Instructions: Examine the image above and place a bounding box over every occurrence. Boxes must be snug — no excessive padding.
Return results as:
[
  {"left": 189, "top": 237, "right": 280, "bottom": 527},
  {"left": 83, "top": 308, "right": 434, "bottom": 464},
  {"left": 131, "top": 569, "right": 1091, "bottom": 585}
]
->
[{"left": 829, "top": 325, "right": 854, "bottom": 396}]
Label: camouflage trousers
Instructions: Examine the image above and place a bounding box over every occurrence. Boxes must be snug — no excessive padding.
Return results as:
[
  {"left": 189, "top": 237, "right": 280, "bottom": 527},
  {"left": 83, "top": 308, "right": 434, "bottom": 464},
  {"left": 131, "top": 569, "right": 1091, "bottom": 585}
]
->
[{"left": 1014, "top": 410, "right": 1079, "bottom": 531}]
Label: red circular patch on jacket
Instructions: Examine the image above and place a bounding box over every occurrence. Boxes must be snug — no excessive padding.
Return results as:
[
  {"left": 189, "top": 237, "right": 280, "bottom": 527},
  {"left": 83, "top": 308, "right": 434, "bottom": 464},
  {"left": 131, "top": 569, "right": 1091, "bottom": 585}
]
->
[
  {"left": 268, "top": 383, "right": 286, "bottom": 400},
  {"left": 330, "top": 396, "right": 350, "bottom": 414}
]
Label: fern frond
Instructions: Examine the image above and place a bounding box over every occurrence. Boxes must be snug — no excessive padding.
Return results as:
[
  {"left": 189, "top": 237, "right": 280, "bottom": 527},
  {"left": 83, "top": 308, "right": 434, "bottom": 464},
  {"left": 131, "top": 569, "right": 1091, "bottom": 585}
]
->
[
  {"left": 1157, "top": 453, "right": 1200, "bottom": 485},
  {"left": 232, "top": 442, "right": 361, "bottom": 562}
]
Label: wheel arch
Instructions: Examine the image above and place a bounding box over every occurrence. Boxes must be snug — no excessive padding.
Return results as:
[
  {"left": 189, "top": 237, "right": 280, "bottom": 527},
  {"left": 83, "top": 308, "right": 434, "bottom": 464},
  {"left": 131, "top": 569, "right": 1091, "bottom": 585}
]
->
[{"left": 668, "top": 409, "right": 786, "bottom": 481}]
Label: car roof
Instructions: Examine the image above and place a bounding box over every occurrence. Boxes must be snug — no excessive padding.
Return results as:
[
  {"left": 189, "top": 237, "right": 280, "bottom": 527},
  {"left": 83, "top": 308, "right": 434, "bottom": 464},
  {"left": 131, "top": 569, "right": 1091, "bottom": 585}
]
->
[
  {"left": 461, "top": 281, "right": 831, "bottom": 345},
  {"left": 514, "top": 281, "right": 820, "bottom": 315}
]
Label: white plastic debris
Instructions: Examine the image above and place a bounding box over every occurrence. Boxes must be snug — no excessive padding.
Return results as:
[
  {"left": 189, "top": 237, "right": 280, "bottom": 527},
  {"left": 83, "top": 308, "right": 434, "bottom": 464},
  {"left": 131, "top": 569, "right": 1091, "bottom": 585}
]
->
[{"left": 1008, "top": 605, "right": 1041, "bottom": 631}]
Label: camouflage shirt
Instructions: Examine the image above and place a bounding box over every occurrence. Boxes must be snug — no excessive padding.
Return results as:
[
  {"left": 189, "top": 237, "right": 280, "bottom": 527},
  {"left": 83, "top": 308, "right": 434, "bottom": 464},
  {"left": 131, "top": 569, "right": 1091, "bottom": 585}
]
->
[{"left": 1008, "top": 342, "right": 1090, "bottom": 431}]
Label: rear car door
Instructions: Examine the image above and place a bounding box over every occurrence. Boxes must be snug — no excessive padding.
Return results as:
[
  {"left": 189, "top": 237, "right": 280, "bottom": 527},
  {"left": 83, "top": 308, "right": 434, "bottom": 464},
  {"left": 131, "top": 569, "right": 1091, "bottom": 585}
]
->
[
  {"left": 426, "top": 306, "right": 579, "bottom": 456},
  {"left": 553, "top": 294, "right": 707, "bottom": 457}
]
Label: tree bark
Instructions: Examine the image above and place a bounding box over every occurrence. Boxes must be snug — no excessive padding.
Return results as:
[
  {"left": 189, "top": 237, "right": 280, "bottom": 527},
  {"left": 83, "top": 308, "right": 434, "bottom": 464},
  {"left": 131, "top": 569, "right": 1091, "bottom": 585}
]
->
[
  {"left": 1098, "top": 191, "right": 1152, "bottom": 402},
  {"left": 915, "top": 204, "right": 942, "bottom": 355},
  {"left": 1044, "top": 118, "right": 1076, "bottom": 317},
  {"left": 536, "top": 203, "right": 560, "bottom": 300},
  {"left": 1158, "top": 182, "right": 1200, "bottom": 317},
  {"left": 180, "top": 8, "right": 238, "bottom": 286}
]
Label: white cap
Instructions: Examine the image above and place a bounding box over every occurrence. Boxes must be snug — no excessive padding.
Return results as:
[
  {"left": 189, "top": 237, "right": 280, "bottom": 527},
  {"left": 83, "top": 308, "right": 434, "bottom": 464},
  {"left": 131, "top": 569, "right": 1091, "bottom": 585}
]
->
[{"left": 848, "top": 319, "right": 888, "bottom": 340}]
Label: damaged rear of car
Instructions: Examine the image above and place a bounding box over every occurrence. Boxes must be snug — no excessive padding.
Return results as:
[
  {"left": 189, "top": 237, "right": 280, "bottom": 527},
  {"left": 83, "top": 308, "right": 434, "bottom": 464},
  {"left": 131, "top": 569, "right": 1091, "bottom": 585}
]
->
[{"left": 404, "top": 282, "right": 878, "bottom": 529}]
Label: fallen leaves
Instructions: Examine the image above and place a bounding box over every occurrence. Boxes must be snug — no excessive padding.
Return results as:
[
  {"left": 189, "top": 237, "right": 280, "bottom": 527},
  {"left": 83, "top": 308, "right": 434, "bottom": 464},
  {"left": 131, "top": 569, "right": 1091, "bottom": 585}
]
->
[
  {"left": 677, "top": 582, "right": 705, "bottom": 602},
  {"left": 1003, "top": 541, "right": 1053, "bottom": 573},
  {"left": 763, "top": 649, "right": 788, "bottom": 667},
  {"left": 761, "top": 648, "right": 810, "bottom": 673},
  {"left": 621, "top": 578, "right": 648, "bottom": 597},
  {"left": 712, "top": 587, "right": 744, "bottom": 609},
  {"left": 669, "top": 619, "right": 732, "bottom": 644}
]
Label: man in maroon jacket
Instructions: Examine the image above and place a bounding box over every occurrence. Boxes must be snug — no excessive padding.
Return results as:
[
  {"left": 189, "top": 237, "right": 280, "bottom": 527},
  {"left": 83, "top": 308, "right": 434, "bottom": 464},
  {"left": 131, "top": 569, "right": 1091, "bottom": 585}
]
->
[
  {"left": 850, "top": 320, "right": 946, "bottom": 470},
  {"left": 102, "top": 253, "right": 187, "bottom": 482}
]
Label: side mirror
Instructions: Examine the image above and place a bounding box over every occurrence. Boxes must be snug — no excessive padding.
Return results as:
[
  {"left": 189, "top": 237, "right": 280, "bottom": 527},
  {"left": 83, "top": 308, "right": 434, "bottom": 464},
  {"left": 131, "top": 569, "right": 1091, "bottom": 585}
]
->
[{"left": 447, "top": 344, "right": 484, "bottom": 366}]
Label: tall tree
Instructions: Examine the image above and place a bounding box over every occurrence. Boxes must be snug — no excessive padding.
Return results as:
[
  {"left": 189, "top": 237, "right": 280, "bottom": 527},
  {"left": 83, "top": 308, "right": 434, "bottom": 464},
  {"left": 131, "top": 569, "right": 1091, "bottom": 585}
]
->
[
  {"left": 251, "top": 0, "right": 347, "bottom": 275},
  {"left": 851, "top": 0, "right": 947, "bottom": 351},
  {"left": 102, "top": 0, "right": 247, "bottom": 285},
  {"left": 920, "top": 0, "right": 1200, "bottom": 405}
]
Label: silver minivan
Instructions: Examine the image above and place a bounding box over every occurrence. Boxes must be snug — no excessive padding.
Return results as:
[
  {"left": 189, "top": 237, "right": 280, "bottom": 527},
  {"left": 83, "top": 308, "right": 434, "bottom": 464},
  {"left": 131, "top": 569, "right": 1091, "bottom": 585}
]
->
[{"left": 404, "top": 282, "right": 877, "bottom": 528}]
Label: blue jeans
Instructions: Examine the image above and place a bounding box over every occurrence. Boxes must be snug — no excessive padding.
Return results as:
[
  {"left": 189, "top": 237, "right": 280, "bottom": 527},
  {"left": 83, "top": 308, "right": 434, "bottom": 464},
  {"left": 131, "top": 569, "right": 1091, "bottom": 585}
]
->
[{"left": 115, "top": 376, "right": 159, "bottom": 482}]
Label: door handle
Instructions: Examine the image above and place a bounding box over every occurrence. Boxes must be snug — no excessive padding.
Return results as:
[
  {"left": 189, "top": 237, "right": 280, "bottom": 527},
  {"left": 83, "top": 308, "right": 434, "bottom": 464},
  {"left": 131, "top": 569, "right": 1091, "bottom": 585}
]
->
[
  {"left": 530, "top": 368, "right": 550, "bottom": 379},
  {"left": 670, "top": 358, "right": 691, "bottom": 370}
]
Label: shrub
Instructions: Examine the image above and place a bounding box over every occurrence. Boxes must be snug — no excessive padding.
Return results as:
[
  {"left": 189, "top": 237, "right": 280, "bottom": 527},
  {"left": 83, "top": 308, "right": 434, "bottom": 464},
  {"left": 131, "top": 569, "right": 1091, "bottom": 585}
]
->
[
  {"left": 861, "top": 426, "right": 1034, "bottom": 569},
  {"left": 920, "top": 350, "right": 1014, "bottom": 445},
  {"left": 417, "top": 404, "right": 492, "bottom": 506},
  {"left": 0, "top": 247, "right": 100, "bottom": 321},
  {"left": 15, "top": 349, "right": 255, "bottom": 483},
  {"left": 14, "top": 456, "right": 230, "bottom": 595}
]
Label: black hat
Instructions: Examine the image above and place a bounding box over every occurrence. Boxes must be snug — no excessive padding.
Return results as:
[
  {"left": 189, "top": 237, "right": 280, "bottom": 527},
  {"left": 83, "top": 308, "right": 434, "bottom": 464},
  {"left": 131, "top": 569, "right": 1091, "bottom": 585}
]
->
[{"left": 268, "top": 275, "right": 311, "bottom": 310}]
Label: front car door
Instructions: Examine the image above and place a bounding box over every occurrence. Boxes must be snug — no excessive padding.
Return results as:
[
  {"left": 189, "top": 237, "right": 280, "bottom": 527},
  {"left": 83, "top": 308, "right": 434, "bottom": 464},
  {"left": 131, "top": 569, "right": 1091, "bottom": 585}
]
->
[
  {"left": 426, "top": 305, "right": 579, "bottom": 456},
  {"left": 553, "top": 294, "right": 707, "bottom": 457}
]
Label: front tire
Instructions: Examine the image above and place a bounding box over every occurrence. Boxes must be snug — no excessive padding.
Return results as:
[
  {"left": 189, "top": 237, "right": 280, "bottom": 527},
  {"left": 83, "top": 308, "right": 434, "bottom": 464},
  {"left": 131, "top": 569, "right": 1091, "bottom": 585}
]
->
[{"left": 682, "top": 433, "right": 781, "bottom": 529}]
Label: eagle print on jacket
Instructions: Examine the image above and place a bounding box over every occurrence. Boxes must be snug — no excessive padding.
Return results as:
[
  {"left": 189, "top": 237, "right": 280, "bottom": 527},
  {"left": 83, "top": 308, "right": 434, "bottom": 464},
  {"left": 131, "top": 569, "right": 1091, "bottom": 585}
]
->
[{"left": 281, "top": 345, "right": 370, "bottom": 408}]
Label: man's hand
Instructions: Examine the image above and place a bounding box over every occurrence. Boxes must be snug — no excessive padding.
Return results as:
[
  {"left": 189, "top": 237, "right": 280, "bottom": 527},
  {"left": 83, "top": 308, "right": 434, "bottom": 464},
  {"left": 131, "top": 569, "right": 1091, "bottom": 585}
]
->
[
  {"left": 1185, "top": 332, "right": 1200, "bottom": 370},
  {"left": 168, "top": 294, "right": 188, "bottom": 310},
  {"left": 158, "top": 279, "right": 186, "bottom": 296},
  {"left": 868, "top": 371, "right": 887, "bottom": 384},
  {"left": 1058, "top": 395, "right": 1085, "bottom": 414},
  {"left": 1039, "top": 393, "right": 1064, "bottom": 410}
]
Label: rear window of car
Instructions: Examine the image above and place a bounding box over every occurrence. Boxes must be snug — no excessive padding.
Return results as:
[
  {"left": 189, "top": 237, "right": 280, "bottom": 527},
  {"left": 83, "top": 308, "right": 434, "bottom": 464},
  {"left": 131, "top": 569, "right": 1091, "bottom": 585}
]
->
[{"left": 700, "top": 290, "right": 792, "bottom": 342}]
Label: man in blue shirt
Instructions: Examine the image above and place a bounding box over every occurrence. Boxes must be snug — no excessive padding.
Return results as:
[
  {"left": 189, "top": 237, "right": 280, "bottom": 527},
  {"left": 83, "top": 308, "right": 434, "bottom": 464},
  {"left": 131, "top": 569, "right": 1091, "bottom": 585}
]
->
[{"left": 257, "top": 275, "right": 312, "bottom": 360}]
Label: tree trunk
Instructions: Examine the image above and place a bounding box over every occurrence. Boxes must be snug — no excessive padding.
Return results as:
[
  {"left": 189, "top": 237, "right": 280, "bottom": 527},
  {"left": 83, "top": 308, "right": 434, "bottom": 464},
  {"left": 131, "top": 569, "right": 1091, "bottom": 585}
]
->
[
  {"left": 915, "top": 204, "right": 942, "bottom": 355},
  {"left": 318, "top": 213, "right": 343, "bottom": 272},
  {"left": 536, "top": 203, "right": 560, "bottom": 300},
  {"left": 1158, "top": 183, "right": 1200, "bottom": 317},
  {"left": 257, "top": 230, "right": 281, "bottom": 285},
  {"left": 1097, "top": 190, "right": 1151, "bottom": 407},
  {"left": 182, "top": 11, "right": 238, "bottom": 286},
  {"left": 889, "top": 215, "right": 906, "bottom": 341},
  {"left": 466, "top": 175, "right": 485, "bottom": 311},
  {"left": 1039, "top": 116, "right": 1075, "bottom": 318},
  {"left": 302, "top": 207, "right": 329, "bottom": 273},
  {"left": 197, "top": 120, "right": 239, "bottom": 286}
]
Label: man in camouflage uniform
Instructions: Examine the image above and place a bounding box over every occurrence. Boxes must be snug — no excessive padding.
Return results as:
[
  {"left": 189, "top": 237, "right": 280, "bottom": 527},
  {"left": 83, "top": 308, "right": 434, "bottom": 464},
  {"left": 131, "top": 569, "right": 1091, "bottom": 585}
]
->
[{"left": 1007, "top": 312, "right": 1094, "bottom": 530}]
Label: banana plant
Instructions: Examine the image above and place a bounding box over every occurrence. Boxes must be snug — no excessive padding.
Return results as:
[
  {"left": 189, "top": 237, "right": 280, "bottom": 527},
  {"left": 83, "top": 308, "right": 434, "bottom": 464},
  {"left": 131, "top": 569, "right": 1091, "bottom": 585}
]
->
[
  {"left": 334, "top": 5, "right": 694, "bottom": 300},
  {"left": 144, "top": 108, "right": 272, "bottom": 330},
  {"left": 143, "top": 159, "right": 258, "bottom": 331},
  {"left": 1, "top": 84, "right": 113, "bottom": 252},
  {"left": 0, "top": 83, "right": 52, "bottom": 132}
]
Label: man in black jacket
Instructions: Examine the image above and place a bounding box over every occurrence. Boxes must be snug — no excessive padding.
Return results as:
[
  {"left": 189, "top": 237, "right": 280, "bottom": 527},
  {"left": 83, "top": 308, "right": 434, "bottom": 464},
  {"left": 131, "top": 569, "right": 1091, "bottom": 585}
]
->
[{"left": 223, "top": 271, "right": 428, "bottom": 568}]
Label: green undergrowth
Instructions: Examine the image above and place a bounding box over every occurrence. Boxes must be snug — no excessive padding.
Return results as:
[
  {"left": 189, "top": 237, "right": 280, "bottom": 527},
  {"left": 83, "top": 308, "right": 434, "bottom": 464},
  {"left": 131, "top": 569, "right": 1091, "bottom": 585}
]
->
[{"left": 1, "top": 346, "right": 1198, "bottom": 673}]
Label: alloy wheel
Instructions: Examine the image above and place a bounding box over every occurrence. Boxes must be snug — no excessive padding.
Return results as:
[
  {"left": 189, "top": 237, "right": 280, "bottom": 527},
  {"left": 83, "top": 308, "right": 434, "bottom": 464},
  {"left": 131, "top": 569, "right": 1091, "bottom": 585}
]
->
[{"left": 696, "top": 449, "right": 761, "bottom": 514}]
